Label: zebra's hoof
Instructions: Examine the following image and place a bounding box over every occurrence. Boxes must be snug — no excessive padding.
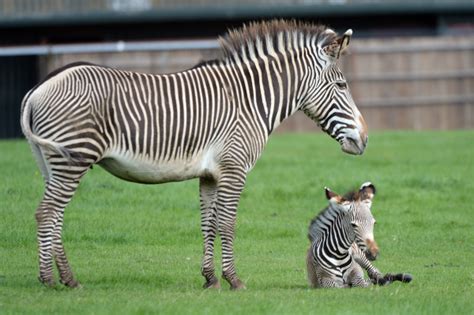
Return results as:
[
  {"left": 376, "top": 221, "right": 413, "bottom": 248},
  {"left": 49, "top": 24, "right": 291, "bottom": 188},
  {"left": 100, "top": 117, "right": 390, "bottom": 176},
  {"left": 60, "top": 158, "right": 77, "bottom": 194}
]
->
[
  {"left": 401, "top": 273, "right": 413, "bottom": 283},
  {"left": 203, "top": 277, "right": 221, "bottom": 289},
  {"left": 61, "top": 279, "right": 82, "bottom": 289},
  {"left": 38, "top": 276, "right": 56, "bottom": 288},
  {"left": 230, "top": 279, "right": 246, "bottom": 290},
  {"left": 375, "top": 277, "right": 388, "bottom": 286}
]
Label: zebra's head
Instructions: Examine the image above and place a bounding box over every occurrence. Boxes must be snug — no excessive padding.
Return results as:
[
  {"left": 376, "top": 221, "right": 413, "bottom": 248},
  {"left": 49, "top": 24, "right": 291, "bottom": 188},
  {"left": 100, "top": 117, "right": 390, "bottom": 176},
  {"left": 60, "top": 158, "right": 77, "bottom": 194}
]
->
[
  {"left": 325, "top": 182, "right": 378, "bottom": 260},
  {"left": 301, "top": 29, "right": 368, "bottom": 155}
]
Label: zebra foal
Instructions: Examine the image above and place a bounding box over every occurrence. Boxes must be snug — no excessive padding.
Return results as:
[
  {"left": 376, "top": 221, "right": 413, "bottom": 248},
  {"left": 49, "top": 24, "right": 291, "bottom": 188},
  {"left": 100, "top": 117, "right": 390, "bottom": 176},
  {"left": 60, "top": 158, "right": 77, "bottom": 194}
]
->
[
  {"left": 306, "top": 183, "right": 413, "bottom": 288},
  {"left": 21, "top": 20, "right": 369, "bottom": 289}
]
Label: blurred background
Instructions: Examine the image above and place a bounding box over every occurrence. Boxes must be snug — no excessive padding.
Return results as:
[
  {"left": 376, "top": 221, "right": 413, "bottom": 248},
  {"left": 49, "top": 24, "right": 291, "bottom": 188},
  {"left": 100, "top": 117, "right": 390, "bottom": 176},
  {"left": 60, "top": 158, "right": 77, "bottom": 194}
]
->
[{"left": 0, "top": 0, "right": 473, "bottom": 138}]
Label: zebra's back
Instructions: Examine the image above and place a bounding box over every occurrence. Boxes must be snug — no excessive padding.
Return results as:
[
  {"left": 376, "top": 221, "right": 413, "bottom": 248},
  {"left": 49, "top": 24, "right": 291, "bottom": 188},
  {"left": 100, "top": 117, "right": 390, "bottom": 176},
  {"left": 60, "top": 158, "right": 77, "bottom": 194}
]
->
[{"left": 24, "top": 63, "right": 237, "bottom": 183}]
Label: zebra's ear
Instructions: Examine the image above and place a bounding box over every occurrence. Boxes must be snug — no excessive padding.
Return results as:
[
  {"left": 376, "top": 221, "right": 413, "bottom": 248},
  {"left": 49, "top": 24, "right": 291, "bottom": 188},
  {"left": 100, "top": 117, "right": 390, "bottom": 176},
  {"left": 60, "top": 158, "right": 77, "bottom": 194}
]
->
[
  {"left": 322, "top": 29, "right": 353, "bottom": 60},
  {"left": 325, "top": 187, "right": 343, "bottom": 203},
  {"left": 359, "top": 182, "right": 376, "bottom": 201}
]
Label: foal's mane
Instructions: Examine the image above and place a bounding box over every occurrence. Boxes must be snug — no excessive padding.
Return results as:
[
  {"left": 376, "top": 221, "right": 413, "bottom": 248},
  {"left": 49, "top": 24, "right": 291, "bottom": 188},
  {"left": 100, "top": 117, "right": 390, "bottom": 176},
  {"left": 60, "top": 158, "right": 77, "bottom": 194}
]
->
[
  {"left": 217, "top": 19, "right": 336, "bottom": 62},
  {"left": 308, "top": 188, "right": 359, "bottom": 242}
]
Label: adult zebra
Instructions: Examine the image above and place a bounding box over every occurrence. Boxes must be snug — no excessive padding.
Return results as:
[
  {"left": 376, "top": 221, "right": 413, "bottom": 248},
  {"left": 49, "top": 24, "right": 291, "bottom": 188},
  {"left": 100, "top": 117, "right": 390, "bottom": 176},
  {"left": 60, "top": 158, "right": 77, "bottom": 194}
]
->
[{"left": 21, "top": 20, "right": 368, "bottom": 290}]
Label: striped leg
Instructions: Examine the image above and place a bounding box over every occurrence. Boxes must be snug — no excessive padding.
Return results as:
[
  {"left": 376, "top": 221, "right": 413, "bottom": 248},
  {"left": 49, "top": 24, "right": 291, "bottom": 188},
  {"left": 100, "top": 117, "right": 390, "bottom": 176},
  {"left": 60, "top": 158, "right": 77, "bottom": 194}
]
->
[
  {"left": 36, "top": 162, "right": 88, "bottom": 287},
  {"left": 199, "top": 177, "right": 220, "bottom": 289},
  {"left": 380, "top": 273, "right": 413, "bottom": 285},
  {"left": 52, "top": 197, "right": 80, "bottom": 288},
  {"left": 318, "top": 271, "right": 347, "bottom": 288},
  {"left": 347, "top": 263, "right": 372, "bottom": 288},
  {"left": 350, "top": 243, "right": 383, "bottom": 283},
  {"left": 216, "top": 169, "right": 246, "bottom": 290}
]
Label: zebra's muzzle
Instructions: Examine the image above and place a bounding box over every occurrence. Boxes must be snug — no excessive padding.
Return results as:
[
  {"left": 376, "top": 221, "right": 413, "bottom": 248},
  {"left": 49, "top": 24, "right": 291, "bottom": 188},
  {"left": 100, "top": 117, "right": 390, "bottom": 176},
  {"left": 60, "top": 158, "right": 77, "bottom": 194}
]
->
[
  {"left": 365, "top": 239, "right": 379, "bottom": 261},
  {"left": 341, "top": 136, "right": 366, "bottom": 155},
  {"left": 365, "top": 249, "right": 378, "bottom": 261}
]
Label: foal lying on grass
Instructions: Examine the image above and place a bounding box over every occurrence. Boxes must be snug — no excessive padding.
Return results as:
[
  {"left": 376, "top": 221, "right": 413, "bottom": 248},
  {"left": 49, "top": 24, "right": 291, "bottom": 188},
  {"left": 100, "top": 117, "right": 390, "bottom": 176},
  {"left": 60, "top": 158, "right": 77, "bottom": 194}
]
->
[{"left": 306, "top": 182, "right": 412, "bottom": 288}]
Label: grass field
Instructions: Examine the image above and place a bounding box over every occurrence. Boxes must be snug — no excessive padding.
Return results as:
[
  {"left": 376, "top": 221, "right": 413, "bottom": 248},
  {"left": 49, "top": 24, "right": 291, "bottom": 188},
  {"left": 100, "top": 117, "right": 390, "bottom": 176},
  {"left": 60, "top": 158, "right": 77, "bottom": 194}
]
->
[{"left": 0, "top": 130, "right": 473, "bottom": 314}]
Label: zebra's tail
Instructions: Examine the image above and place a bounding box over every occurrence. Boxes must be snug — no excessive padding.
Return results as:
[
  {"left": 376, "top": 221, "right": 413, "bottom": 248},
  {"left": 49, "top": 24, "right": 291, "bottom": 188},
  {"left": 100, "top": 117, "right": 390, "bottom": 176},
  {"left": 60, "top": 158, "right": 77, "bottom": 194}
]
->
[{"left": 20, "top": 90, "right": 78, "bottom": 162}]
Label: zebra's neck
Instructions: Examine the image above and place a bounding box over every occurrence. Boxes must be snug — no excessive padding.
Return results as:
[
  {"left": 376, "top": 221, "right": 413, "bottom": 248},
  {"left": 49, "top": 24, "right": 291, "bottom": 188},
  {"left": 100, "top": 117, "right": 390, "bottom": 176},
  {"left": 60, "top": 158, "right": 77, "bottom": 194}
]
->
[
  {"left": 213, "top": 48, "right": 312, "bottom": 135},
  {"left": 332, "top": 214, "right": 356, "bottom": 254},
  {"left": 315, "top": 205, "right": 355, "bottom": 255}
]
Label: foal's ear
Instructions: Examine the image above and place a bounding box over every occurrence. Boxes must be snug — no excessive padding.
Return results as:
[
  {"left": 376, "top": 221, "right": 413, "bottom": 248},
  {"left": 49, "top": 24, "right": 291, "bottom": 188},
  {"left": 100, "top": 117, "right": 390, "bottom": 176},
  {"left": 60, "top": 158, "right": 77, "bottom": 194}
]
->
[
  {"left": 359, "top": 182, "right": 376, "bottom": 201},
  {"left": 322, "top": 29, "right": 353, "bottom": 60},
  {"left": 325, "top": 187, "right": 343, "bottom": 203}
]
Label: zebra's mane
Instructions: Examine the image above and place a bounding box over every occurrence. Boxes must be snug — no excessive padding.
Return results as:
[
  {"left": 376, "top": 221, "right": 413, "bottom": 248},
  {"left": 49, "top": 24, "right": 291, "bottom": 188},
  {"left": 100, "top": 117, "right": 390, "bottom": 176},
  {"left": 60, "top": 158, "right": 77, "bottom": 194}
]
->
[
  {"left": 218, "top": 19, "right": 337, "bottom": 63},
  {"left": 308, "top": 189, "right": 359, "bottom": 242}
]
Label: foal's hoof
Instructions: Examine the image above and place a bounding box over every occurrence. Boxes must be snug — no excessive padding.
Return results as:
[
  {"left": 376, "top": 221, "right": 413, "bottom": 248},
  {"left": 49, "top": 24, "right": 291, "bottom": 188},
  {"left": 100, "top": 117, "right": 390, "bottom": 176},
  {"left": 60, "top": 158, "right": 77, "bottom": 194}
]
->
[
  {"left": 203, "top": 277, "right": 221, "bottom": 289},
  {"left": 400, "top": 273, "right": 413, "bottom": 283},
  {"left": 230, "top": 279, "right": 246, "bottom": 290},
  {"left": 375, "top": 276, "right": 388, "bottom": 286}
]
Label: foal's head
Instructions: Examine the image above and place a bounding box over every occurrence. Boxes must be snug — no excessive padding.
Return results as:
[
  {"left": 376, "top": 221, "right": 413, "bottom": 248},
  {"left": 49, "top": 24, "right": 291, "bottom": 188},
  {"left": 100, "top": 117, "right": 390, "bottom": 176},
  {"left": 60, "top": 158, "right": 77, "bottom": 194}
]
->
[{"left": 325, "top": 182, "right": 378, "bottom": 260}]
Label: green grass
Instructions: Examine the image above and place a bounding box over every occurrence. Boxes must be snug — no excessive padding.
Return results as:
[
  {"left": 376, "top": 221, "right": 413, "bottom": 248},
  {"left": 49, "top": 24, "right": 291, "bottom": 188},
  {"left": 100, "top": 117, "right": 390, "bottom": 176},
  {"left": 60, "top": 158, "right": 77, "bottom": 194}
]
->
[{"left": 1, "top": 130, "right": 473, "bottom": 314}]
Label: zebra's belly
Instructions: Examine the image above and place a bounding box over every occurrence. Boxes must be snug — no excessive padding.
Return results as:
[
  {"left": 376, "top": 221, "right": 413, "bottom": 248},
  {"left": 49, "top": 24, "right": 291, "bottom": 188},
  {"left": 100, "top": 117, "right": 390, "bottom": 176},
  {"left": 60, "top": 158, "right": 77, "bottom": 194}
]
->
[{"left": 98, "top": 151, "right": 217, "bottom": 184}]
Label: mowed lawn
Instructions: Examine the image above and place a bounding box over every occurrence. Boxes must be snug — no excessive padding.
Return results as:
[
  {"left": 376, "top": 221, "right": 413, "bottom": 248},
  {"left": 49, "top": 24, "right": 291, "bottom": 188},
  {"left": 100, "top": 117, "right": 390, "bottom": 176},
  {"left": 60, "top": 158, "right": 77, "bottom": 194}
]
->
[{"left": 0, "top": 130, "right": 473, "bottom": 315}]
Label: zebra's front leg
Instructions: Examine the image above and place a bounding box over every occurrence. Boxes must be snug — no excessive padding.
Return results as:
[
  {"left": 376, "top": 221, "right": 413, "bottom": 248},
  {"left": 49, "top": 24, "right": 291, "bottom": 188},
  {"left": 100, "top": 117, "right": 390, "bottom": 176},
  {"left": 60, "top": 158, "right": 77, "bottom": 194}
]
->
[
  {"left": 350, "top": 243, "right": 383, "bottom": 285},
  {"left": 36, "top": 176, "right": 83, "bottom": 287},
  {"left": 378, "top": 273, "right": 413, "bottom": 285},
  {"left": 199, "top": 177, "right": 220, "bottom": 289},
  {"left": 216, "top": 169, "right": 247, "bottom": 290}
]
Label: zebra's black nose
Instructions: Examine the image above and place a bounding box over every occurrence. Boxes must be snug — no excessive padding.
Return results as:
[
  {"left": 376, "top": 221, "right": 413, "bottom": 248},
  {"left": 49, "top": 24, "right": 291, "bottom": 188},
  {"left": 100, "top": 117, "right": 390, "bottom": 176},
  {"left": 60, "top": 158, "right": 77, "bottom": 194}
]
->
[{"left": 365, "top": 249, "right": 378, "bottom": 261}]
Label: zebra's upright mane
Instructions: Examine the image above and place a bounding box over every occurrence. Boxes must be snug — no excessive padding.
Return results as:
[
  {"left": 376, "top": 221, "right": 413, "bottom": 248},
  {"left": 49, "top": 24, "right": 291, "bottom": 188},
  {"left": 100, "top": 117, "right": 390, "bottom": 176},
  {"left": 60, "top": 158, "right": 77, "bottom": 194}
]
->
[
  {"left": 308, "top": 189, "right": 359, "bottom": 242},
  {"left": 218, "top": 19, "right": 337, "bottom": 63}
]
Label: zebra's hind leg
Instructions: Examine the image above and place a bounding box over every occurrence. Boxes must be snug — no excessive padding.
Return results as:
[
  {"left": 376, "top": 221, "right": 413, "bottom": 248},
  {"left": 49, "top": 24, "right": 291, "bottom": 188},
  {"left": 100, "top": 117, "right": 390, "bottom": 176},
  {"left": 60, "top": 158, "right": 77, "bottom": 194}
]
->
[
  {"left": 199, "top": 177, "right": 220, "bottom": 289},
  {"left": 36, "top": 159, "right": 90, "bottom": 288},
  {"left": 215, "top": 169, "right": 247, "bottom": 290},
  {"left": 347, "top": 262, "right": 372, "bottom": 288},
  {"left": 318, "top": 273, "right": 348, "bottom": 288}
]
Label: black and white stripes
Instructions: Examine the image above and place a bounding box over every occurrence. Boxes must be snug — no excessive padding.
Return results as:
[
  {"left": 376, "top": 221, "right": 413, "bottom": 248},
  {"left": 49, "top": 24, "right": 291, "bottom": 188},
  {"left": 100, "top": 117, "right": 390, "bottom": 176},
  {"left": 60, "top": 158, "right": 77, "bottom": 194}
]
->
[
  {"left": 306, "top": 183, "right": 413, "bottom": 288},
  {"left": 21, "top": 20, "right": 368, "bottom": 289},
  {"left": 307, "top": 183, "right": 381, "bottom": 288}
]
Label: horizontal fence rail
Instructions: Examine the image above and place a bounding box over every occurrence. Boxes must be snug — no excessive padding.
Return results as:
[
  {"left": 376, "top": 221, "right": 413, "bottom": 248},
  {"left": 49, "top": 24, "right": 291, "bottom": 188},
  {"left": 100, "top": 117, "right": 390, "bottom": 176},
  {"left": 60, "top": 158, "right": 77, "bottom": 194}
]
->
[{"left": 358, "top": 95, "right": 474, "bottom": 108}]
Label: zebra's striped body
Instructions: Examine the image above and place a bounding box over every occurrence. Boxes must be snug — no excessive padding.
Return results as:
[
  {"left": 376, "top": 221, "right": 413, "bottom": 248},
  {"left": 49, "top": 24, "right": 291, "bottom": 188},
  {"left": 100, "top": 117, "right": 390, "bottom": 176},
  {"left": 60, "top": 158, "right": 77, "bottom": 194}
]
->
[
  {"left": 307, "top": 183, "right": 380, "bottom": 288},
  {"left": 21, "top": 20, "right": 369, "bottom": 289},
  {"left": 307, "top": 183, "right": 412, "bottom": 288}
]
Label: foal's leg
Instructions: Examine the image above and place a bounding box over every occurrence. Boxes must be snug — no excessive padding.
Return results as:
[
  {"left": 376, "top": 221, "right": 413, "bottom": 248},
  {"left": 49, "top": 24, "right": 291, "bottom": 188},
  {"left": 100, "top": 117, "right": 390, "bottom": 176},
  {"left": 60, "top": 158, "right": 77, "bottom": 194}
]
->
[
  {"left": 318, "top": 271, "right": 347, "bottom": 288},
  {"left": 199, "top": 177, "right": 220, "bottom": 289},
  {"left": 350, "top": 243, "right": 383, "bottom": 283},
  {"left": 347, "top": 263, "right": 372, "bottom": 288},
  {"left": 380, "top": 273, "right": 413, "bottom": 285}
]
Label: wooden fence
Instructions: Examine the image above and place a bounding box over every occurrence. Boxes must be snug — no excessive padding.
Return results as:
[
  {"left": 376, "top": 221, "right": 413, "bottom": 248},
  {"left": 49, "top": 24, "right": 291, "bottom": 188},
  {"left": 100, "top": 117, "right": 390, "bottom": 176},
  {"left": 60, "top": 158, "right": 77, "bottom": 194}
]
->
[{"left": 42, "top": 35, "right": 474, "bottom": 131}]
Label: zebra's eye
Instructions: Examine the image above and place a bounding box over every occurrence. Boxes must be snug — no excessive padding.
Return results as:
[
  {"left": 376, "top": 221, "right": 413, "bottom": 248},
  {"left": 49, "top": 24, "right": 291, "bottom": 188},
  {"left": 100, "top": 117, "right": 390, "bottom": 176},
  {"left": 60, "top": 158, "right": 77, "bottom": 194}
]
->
[{"left": 335, "top": 82, "right": 347, "bottom": 90}]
